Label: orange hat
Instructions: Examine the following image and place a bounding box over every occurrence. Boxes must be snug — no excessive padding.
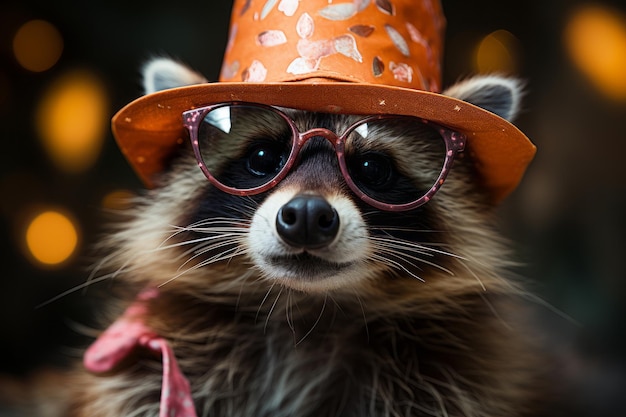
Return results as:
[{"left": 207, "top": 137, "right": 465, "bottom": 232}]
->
[{"left": 112, "top": 0, "right": 536, "bottom": 202}]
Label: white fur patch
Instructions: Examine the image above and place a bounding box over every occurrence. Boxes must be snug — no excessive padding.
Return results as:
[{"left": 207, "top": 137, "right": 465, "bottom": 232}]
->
[{"left": 247, "top": 187, "right": 371, "bottom": 292}]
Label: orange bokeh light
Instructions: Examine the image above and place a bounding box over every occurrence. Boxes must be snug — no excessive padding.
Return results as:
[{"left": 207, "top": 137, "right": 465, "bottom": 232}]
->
[
  {"left": 25, "top": 210, "right": 79, "bottom": 266},
  {"left": 36, "top": 70, "right": 109, "bottom": 173},
  {"left": 475, "top": 29, "right": 521, "bottom": 74},
  {"left": 13, "top": 19, "right": 63, "bottom": 72},
  {"left": 565, "top": 6, "right": 626, "bottom": 100}
]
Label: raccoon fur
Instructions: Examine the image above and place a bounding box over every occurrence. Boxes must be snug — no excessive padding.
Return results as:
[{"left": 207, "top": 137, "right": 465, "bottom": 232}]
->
[{"left": 63, "top": 59, "right": 542, "bottom": 417}]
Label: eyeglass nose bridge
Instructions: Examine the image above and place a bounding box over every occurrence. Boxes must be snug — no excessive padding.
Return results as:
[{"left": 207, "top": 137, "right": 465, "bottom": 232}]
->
[
  {"left": 291, "top": 128, "right": 349, "bottom": 177},
  {"left": 296, "top": 127, "right": 343, "bottom": 148}
]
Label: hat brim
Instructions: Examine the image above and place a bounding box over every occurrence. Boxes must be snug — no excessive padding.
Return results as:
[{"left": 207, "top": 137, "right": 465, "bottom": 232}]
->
[{"left": 112, "top": 82, "right": 536, "bottom": 203}]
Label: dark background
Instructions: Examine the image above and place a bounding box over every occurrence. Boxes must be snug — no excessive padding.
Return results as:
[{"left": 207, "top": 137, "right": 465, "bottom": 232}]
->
[{"left": 1, "top": 1, "right": 625, "bottom": 415}]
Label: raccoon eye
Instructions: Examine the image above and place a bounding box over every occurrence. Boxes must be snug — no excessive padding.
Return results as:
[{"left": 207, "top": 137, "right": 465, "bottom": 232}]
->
[
  {"left": 246, "top": 141, "right": 287, "bottom": 177},
  {"left": 350, "top": 152, "right": 396, "bottom": 189}
]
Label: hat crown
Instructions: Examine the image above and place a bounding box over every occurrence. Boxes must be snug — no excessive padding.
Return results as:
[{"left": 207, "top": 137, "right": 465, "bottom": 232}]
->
[{"left": 220, "top": 0, "right": 445, "bottom": 92}]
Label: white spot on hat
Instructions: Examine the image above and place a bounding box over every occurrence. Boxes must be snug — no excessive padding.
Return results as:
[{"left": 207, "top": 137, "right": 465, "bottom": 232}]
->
[
  {"left": 334, "top": 34, "right": 363, "bottom": 62},
  {"left": 287, "top": 57, "right": 318, "bottom": 74},
  {"left": 318, "top": 3, "right": 357, "bottom": 21},
  {"left": 243, "top": 60, "right": 268, "bottom": 82},
  {"left": 257, "top": 30, "right": 288, "bottom": 47},
  {"left": 278, "top": 0, "right": 300, "bottom": 16},
  {"left": 261, "top": 0, "right": 278, "bottom": 19},
  {"left": 297, "top": 12, "right": 314, "bottom": 39},
  {"left": 390, "top": 61, "right": 413, "bottom": 83},
  {"left": 385, "top": 24, "right": 410, "bottom": 57}
]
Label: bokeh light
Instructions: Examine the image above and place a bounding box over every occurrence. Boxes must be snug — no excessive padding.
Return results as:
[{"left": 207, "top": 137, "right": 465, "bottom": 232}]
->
[
  {"left": 13, "top": 19, "right": 64, "bottom": 72},
  {"left": 36, "top": 70, "right": 109, "bottom": 173},
  {"left": 474, "top": 29, "right": 521, "bottom": 74},
  {"left": 565, "top": 5, "right": 626, "bottom": 101},
  {"left": 102, "top": 189, "right": 135, "bottom": 210},
  {"left": 25, "top": 210, "right": 79, "bottom": 266}
]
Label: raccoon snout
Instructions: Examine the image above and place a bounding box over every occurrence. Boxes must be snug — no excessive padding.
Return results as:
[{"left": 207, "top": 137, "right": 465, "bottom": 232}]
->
[{"left": 276, "top": 195, "right": 340, "bottom": 250}]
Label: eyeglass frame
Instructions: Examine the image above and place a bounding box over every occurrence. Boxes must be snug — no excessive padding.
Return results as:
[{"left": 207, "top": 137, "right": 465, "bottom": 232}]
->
[{"left": 182, "top": 102, "right": 466, "bottom": 212}]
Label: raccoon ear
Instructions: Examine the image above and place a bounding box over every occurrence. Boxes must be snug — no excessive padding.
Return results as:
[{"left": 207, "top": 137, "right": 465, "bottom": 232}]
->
[
  {"left": 443, "top": 75, "right": 524, "bottom": 122},
  {"left": 142, "top": 57, "right": 208, "bottom": 95}
]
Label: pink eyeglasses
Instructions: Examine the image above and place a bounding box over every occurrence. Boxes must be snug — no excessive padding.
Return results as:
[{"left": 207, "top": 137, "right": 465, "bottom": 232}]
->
[{"left": 183, "top": 102, "right": 465, "bottom": 212}]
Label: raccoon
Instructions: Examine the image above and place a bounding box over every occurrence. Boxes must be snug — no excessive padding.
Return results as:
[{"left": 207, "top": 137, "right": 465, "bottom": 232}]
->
[{"left": 64, "top": 58, "right": 541, "bottom": 417}]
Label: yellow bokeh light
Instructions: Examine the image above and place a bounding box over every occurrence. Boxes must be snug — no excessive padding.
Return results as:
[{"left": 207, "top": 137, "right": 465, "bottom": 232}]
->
[
  {"left": 36, "top": 71, "right": 109, "bottom": 173},
  {"left": 13, "top": 19, "right": 63, "bottom": 72},
  {"left": 26, "top": 210, "right": 79, "bottom": 266},
  {"left": 475, "top": 29, "right": 520, "bottom": 74},
  {"left": 565, "top": 6, "right": 626, "bottom": 100}
]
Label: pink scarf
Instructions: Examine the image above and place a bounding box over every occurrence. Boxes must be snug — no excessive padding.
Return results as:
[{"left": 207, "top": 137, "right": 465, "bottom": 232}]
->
[{"left": 84, "top": 289, "right": 198, "bottom": 417}]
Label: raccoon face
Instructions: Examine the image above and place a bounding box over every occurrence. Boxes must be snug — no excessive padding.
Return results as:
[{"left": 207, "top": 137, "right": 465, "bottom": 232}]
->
[
  {"left": 177, "top": 107, "right": 459, "bottom": 293},
  {"left": 116, "top": 59, "right": 523, "bottom": 296}
]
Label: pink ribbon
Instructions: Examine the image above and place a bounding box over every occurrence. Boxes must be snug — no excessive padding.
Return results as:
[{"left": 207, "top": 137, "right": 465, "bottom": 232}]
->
[{"left": 84, "top": 289, "right": 197, "bottom": 417}]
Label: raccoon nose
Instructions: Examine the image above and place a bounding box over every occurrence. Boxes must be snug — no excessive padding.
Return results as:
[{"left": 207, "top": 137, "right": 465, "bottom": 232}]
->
[{"left": 276, "top": 195, "right": 340, "bottom": 249}]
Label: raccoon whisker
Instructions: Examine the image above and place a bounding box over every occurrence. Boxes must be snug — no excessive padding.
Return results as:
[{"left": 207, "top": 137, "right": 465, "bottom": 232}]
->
[
  {"left": 175, "top": 239, "right": 245, "bottom": 273},
  {"left": 187, "top": 234, "right": 245, "bottom": 253},
  {"left": 327, "top": 295, "right": 340, "bottom": 330},
  {"left": 46, "top": 254, "right": 141, "bottom": 307},
  {"left": 160, "top": 218, "right": 249, "bottom": 243},
  {"left": 285, "top": 290, "right": 296, "bottom": 337},
  {"left": 370, "top": 227, "right": 459, "bottom": 252},
  {"left": 256, "top": 281, "right": 278, "bottom": 323},
  {"left": 170, "top": 236, "right": 243, "bottom": 270},
  {"left": 372, "top": 240, "right": 436, "bottom": 259},
  {"left": 369, "top": 236, "right": 466, "bottom": 260},
  {"left": 182, "top": 222, "right": 250, "bottom": 230},
  {"left": 327, "top": 294, "right": 346, "bottom": 317},
  {"left": 369, "top": 253, "right": 426, "bottom": 282},
  {"left": 143, "top": 237, "right": 242, "bottom": 275},
  {"left": 36, "top": 269, "right": 129, "bottom": 309},
  {"left": 478, "top": 291, "right": 512, "bottom": 330},
  {"left": 352, "top": 290, "right": 370, "bottom": 343},
  {"left": 292, "top": 293, "right": 306, "bottom": 323},
  {"left": 180, "top": 216, "right": 252, "bottom": 229},
  {"left": 173, "top": 233, "right": 244, "bottom": 255},
  {"left": 156, "top": 232, "right": 244, "bottom": 251},
  {"left": 236, "top": 269, "right": 256, "bottom": 312},
  {"left": 193, "top": 238, "right": 246, "bottom": 257},
  {"left": 183, "top": 227, "right": 250, "bottom": 236},
  {"left": 264, "top": 285, "right": 285, "bottom": 333},
  {"left": 185, "top": 244, "right": 248, "bottom": 272},
  {"left": 455, "top": 258, "right": 487, "bottom": 292},
  {"left": 372, "top": 238, "right": 463, "bottom": 275},
  {"left": 157, "top": 246, "right": 247, "bottom": 288},
  {"left": 173, "top": 218, "right": 248, "bottom": 229},
  {"left": 369, "top": 225, "right": 446, "bottom": 235},
  {"left": 82, "top": 251, "right": 128, "bottom": 294},
  {"left": 227, "top": 199, "right": 258, "bottom": 218},
  {"left": 172, "top": 219, "right": 250, "bottom": 233},
  {"left": 156, "top": 228, "right": 246, "bottom": 260},
  {"left": 295, "top": 292, "right": 328, "bottom": 347},
  {"left": 374, "top": 246, "right": 454, "bottom": 276},
  {"left": 369, "top": 236, "right": 434, "bottom": 254}
]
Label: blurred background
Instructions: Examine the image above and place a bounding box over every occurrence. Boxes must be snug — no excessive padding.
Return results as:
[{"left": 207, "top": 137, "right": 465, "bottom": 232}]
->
[{"left": 0, "top": 0, "right": 625, "bottom": 415}]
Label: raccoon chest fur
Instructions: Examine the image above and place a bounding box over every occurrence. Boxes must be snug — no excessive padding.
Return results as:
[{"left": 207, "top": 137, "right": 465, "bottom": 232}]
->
[{"left": 123, "top": 291, "right": 519, "bottom": 417}]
